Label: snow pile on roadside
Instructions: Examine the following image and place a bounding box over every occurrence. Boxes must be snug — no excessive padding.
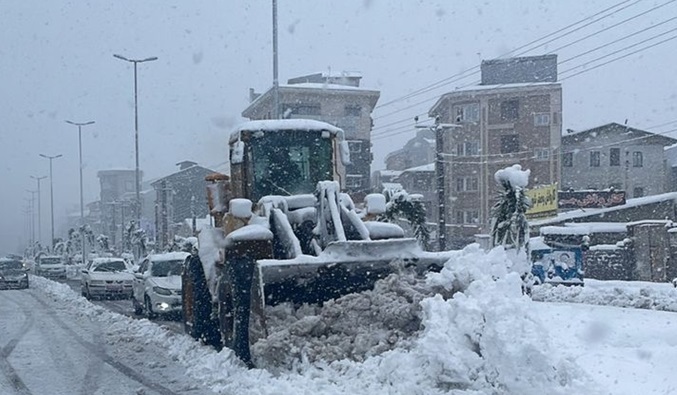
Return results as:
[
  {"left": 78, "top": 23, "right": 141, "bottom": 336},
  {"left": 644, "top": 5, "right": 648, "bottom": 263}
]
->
[
  {"left": 29, "top": 244, "right": 595, "bottom": 395},
  {"left": 532, "top": 279, "right": 677, "bottom": 312}
]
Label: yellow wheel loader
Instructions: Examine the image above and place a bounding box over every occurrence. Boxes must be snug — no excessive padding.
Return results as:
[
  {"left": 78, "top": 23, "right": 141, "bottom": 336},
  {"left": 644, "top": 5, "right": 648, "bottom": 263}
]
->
[{"left": 182, "top": 119, "right": 448, "bottom": 366}]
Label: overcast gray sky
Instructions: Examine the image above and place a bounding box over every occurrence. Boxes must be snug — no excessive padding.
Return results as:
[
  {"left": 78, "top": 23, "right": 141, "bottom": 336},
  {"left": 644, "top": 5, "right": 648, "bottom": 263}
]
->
[{"left": 1, "top": 0, "right": 676, "bottom": 254}]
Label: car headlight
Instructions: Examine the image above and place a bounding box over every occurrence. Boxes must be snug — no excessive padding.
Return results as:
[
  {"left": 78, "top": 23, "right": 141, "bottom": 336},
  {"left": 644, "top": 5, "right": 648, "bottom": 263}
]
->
[{"left": 152, "top": 286, "right": 172, "bottom": 296}]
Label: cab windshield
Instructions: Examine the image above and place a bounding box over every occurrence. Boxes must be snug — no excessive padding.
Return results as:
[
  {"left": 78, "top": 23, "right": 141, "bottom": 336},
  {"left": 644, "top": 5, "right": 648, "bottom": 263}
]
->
[{"left": 250, "top": 130, "right": 333, "bottom": 201}]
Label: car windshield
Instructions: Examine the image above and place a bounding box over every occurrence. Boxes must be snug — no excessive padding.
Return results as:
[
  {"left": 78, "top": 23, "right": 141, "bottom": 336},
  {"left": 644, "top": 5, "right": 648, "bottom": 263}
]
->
[
  {"left": 93, "top": 261, "right": 126, "bottom": 272},
  {"left": 0, "top": 261, "right": 23, "bottom": 270},
  {"left": 150, "top": 260, "right": 183, "bottom": 277}
]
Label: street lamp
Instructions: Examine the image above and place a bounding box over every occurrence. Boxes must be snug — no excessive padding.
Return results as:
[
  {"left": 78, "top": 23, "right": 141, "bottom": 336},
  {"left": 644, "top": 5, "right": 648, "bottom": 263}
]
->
[
  {"left": 113, "top": 53, "right": 158, "bottom": 226},
  {"left": 39, "top": 153, "right": 63, "bottom": 249},
  {"left": 416, "top": 118, "right": 461, "bottom": 251},
  {"left": 30, "top": 175, "right": 47, "bottom": 245},
  {"left": 66, "top": 120, "right": 95, "bottom": 260}
]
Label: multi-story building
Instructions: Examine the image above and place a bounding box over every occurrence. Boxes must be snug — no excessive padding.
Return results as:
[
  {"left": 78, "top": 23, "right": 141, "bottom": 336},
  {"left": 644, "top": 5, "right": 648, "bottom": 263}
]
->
[
  {"left": 97, "top": 169, "right": 140, "bottom": 248},
  {"left": 242, "top": 72, "right": 380, "bottom": 200},
  {"left": 562, "top": 123, "right": 677, "bottom": 198},
  {"left": 383, "top": 128, "right": 436, "bottom": 171},
  {"left": 151, "top": 161, "right": 216, "bottom": 250},
  {"left": 428, "top": 55, "right": 562, "bottom": 248}
]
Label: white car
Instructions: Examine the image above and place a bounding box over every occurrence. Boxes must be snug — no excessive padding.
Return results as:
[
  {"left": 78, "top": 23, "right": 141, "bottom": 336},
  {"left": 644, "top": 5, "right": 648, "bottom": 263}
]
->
[
  {"left": 35, "top": 255, "right": 67, "bottom": 279},
  {"left": 132, "top": 252, "right": 189, "bottom": 318},
  {"left": 80, "top": 258, "right": 134, "bottom": 299}
]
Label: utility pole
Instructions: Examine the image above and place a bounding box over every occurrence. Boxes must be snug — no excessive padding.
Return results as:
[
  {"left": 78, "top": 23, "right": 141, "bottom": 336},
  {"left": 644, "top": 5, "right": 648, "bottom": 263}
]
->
[
  {"left": 31, "top": 175, "right": 47, "bottom": 245},
  {"left": 40, "top": 153, "right": 63, "bottom": 249},
  {"left": 65, "top": 120, "right": 95, "bottom": 261},
  {"left": 416, "top": 117, "right": 460, "bottom": 251},
  {"left": 25, "top": 192, "right": 37, "bottom": 247},
  {"left": 113, "top": 54, "right": 158, "bottom": 227},
  {"left": 272, "top": 0, "right": 280, "bottom": 119}
]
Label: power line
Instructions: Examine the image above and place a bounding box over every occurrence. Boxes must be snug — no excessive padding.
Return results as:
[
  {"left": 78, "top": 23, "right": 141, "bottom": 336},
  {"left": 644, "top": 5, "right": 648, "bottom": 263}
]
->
[
  {"left": 373, "top": 0, "right": 637, "bottom": 111},
  {"left": 371, "top": 20, "right": 677, "bottom": 140},
  {"left": 371, "top": 1, "right": 677, "bottom": 139}
]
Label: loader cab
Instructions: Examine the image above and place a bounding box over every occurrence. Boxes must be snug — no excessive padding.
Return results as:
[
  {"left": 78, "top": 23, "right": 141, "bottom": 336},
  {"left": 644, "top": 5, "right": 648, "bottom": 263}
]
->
[{"left": 230, "top": 120, "right": 347, "bottom": 202}]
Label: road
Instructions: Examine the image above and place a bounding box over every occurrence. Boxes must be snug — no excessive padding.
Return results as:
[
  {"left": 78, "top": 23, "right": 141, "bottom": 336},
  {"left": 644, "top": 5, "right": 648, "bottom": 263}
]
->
[
  {"left": 62, "top": 278, "right": 185, "bottom": 335},
  {"left": 0, "top": 277, "right": 216, "bottom": 395}
]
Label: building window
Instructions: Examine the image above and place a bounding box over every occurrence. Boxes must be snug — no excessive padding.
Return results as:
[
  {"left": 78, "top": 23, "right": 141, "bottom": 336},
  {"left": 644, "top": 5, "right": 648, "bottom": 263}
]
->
[
  {"left": 633, "top": 187, "right": 644, "bottom": 197},
  {"left": 500, "top": 134, "right": 519, "bottom": 154},
  {"left": 345, "top": 105, "right": 361, "bottom": 117},
  {"left": 534, "top": 148, "right": 550, "bottom": 160},
  {"left": 282, "top": 103, "right": 321, "bottom": 116},
  {"left": 632, "top": 151, "right": 643, "bottom": 167},
  {"left": 609, "top": 148, "right": 620, "bottom": 166},
  {"left": 454, "top": 103, "right": 479, "bottom": 123},
  {"left": 456, "top": 140, "right": 479, "bottom": 156},
  {"left": 562, "top": 152, "right": 573, "bottom": 167},
  {"left": 456, "top": 210, "right": 479, "bottom": 224},
  {"left": 347, "top": 140, "right": 363, "bottom": 154},
  {"left": 534, "top": 113, "right": 551, "bottom": 126},
  {"left": 590, "top": 151, "right": 600, "bottom": 167},
  {"left": 345, "top": 175, "right": 363, "bottom": 188},
  {"left": 500, "top": 100, "right": 519, "bottom": 121},
  {"left": 455, "top": 177, "right": 478, "bottom": 192}
]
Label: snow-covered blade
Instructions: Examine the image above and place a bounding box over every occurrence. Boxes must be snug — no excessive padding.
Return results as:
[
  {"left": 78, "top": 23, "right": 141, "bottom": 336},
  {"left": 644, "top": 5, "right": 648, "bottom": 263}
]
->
[{"left": 256, "top": 238, "right": 449, "bottom": 306}]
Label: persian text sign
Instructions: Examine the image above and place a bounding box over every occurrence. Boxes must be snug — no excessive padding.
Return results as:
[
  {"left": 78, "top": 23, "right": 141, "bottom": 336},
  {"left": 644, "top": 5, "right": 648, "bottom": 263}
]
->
[
  {"left": 526, "top": 184, "right": 558, "bottom": 216},
  {"left": 558, "top": 190, "right": 626, "bottom": 209}
]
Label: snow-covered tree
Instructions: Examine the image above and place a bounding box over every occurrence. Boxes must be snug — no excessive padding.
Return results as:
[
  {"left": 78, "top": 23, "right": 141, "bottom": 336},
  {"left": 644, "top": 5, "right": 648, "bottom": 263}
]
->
[
  {"left": 490, "top": 164, "right": 531, "bottom": 252},
  {"left": 379, "top": 190, "right": 430, "bottom": 248}
]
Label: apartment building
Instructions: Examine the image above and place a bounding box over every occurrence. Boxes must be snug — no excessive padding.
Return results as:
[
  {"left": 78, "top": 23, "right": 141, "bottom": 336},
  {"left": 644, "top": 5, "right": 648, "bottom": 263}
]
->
[
  {"left": 242, "top": 72, "right": 380, "bottom": 199},
  {"left": 428, "top": 55, "right": 562, "bottom": 248},
  {"left": 561, "top": 123, "right": 676, "bottom": 198}
]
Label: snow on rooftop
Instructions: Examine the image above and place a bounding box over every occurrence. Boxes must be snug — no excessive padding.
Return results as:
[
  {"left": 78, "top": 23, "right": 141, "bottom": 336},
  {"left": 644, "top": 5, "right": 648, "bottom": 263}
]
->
[
  {"left": 280, "top": 82, "right": 373, "bottom": 91},
  {"left": 531, "top": 191, "right": 677, "bottom": 227},
  {"left": 377, "top": 170, "right": 403, "bottom": 177},
  {"left": 442, "top": 82, "right": 558, "bottom": 96},
  {"left": 404, "top": 163, "right": 434, "bottom": 172},
  {"left": 563, "top": 222, "right": 628, "bottom": 233}
]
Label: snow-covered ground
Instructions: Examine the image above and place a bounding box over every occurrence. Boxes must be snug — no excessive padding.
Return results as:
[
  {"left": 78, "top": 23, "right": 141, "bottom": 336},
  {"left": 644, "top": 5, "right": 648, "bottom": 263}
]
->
[{"left": 5, "top": 245, "right": 677, "bottom": 394}]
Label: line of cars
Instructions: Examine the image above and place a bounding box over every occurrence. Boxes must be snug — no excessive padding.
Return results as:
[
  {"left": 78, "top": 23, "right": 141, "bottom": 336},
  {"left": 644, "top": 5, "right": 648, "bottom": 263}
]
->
[
  {"left": 17, "top": 251, "right": 189, "bottom": 320},
  {"left": 78, "top": 252, "right": 188, "bottom": 319}
]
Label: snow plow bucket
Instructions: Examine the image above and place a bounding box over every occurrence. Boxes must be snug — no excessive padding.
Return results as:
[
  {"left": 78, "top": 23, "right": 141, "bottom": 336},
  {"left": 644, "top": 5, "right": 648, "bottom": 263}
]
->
[{"left": 255, "top": 238, "right": 448, "bottom": 306}]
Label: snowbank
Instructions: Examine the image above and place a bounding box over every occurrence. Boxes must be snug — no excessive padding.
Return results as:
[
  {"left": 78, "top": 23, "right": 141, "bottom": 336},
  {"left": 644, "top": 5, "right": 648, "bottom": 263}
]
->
[{"left": 29, "top": 243, "right": 599, "bottom": 395}]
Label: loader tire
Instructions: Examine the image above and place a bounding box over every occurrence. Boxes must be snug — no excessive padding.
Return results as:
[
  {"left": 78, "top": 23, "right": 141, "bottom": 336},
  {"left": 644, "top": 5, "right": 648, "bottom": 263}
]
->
[{"left": 184, "top": 254, "right": 221, "bottom": 349}]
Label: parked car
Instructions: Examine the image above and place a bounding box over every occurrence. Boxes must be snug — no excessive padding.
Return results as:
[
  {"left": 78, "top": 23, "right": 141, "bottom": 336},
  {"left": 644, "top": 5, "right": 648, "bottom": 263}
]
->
[
  {"left": 132, "top": 252, "right": 189, "bottom": 318},
  {"left": 80, "top": 257, "right": 134, "bottom": 300},
  {"left": 34, "top": 255, "right": 67, "bottom": 279},
  {"left": 0, "top": 258, "right": 29, "bottom": 289}
]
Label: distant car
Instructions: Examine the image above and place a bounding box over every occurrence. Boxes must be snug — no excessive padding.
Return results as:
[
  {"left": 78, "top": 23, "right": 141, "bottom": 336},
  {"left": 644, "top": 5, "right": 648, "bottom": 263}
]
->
[
  {"left": 34, "top": 255, "right": 67, "bottom": 279},
  {"left": 672, "top": 277, "right": 677, "bottom": 288},
  {"left": 0, "top": 258, "right": 29, "bottom": 289},
  {"left": 80, "top": 258, "right": 134, "bottom": 300},
  {"left": 132, "top": 252, "right": 189, "bottom": 318}
]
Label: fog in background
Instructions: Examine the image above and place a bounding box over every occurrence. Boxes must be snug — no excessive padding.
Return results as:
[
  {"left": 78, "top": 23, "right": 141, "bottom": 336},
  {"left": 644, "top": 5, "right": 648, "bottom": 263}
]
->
[{"left": 1, "top": 0, "right": 675, "bottom": 254}]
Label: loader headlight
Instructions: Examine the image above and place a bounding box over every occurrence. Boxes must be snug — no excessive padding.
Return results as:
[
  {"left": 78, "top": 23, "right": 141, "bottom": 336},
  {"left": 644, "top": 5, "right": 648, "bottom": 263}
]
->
[{"left": 153, "top": 286, "right": 172, "bottom": 296}]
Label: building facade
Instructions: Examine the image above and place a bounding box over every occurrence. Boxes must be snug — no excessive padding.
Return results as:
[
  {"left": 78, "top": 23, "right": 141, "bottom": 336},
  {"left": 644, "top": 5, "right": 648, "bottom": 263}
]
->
[
  {"left": 242, "top": 72, "right": 380, "bottom": 199},
  {"left": 383, "top": 128, "right": 436, "bottom": 171},
  {"left": 151, "top": 161, "right": 216, "bottom": 250},
  {"left": 561, "top": 123, "right": 677, "bottom": 198},
  {"left": 97, "top": 169, "right": 140, "bottom": 249},
  {"left": 429, "top": 55, "right": 562, "bottom": 248}
]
